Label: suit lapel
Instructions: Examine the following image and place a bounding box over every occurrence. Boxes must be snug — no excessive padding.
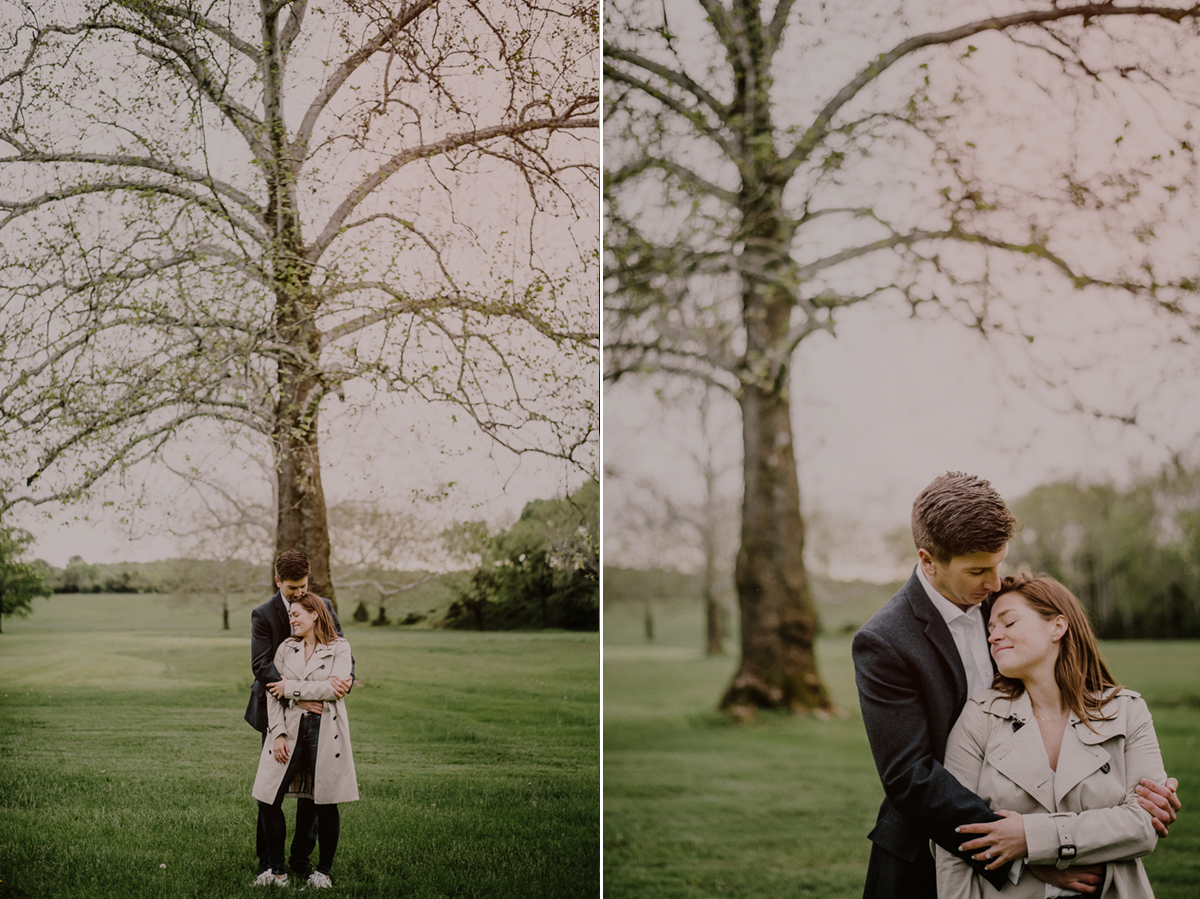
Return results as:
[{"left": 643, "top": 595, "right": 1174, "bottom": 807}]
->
[{"left": 906, "top": 574, "right": 969, "bottom": 708}]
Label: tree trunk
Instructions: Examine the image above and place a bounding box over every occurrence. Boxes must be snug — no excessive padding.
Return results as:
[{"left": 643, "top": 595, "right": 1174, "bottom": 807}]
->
[
  {"left": 720, "top": 379, "right": 832, "bottom": 716},
  {"left": 703, "top": 536, "right": 723, "bottom": 655},
  {"left": 704, "top": 584, "right": 723, "bottom": 655},
  {"left": 720, "top": 170, "right": 832, "bottom": 715},
  {"left": 273, "top": 292, "right": 335, "bottom": 606},
  {"left": 274, "top": 383, "right": 335, "bottom": 606}
]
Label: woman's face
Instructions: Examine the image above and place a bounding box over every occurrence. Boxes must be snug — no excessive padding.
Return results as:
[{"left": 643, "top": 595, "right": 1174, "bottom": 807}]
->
[
  {"left": 987, "top": 591, "right": 1066, "bottom": 682},
  {"left": 289, "top": 601, "right": 318, "bottom": 639}
]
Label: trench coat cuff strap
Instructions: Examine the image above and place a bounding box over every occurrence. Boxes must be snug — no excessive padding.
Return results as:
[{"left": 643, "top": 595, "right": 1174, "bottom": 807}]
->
[{"left": 1021, "top": 813, "right": 1063, "bottom": 866}]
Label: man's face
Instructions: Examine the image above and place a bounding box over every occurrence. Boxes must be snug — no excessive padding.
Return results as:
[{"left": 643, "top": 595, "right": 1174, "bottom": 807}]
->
[
  {"left": 275, "top": 575, "right": 309, "bottom": 601},
  {"left": 919, "top": 544, "right": 1007, "bottom": 612}
]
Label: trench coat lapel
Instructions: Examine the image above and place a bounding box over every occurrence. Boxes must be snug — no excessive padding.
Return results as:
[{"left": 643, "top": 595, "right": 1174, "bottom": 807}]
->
[
  {"left": 300, "top": 643, "right": 335, "bottom": 680},
  {"left": 278, "top": 641, "right": 307, "bottom": 680},
  {"left": 983, "top": 693, "right": 1058, "bottom": 812},
  {"left": 1053, "top": 715, "right": 1119, "bottom": 807}
]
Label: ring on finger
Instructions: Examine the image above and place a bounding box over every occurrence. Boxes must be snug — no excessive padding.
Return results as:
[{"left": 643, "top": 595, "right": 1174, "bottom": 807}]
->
[{"left": 984, "top": 850, "right": 992, "bottom": 859}]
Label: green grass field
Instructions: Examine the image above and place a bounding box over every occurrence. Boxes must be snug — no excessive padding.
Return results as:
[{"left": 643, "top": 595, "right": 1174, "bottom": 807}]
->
[
  {"left": 0, "top": 593, "right": 599, "bottom": 899},
  {"left": 603, "top": 598, "right": 1200, "bottom": 899}
]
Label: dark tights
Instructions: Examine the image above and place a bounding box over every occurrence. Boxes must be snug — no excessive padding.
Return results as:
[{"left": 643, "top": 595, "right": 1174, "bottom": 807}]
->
[{"left": 257, "top": 715, "right": 341, "bottom": 876}]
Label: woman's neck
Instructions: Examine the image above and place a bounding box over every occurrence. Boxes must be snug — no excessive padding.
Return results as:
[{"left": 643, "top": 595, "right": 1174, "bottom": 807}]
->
[{"left": 1024, "top": 675, "right": 1066, "bottom": 718}]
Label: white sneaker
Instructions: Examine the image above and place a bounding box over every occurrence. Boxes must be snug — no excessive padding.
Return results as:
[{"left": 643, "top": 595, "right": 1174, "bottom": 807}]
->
[
  {"left": 307, "top": 872, "right": 333, "bottom": 889},
  {"left": 253, "top": 870, "right": 287, "bottom": 886}
]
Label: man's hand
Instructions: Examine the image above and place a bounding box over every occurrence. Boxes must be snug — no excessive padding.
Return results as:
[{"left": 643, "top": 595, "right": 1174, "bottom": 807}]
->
[
  {"left": 331, "top": 676, "right": 352, "bottom": 699},
  {"left": 272, "top": 735, "right": 290, "bottom": 765},
  {"left": 266, "top": 680, "right": 286, "bottom": 700},
  {"left": 956, "top": 809, "right": 1027, "bottom": 869},
  {"left": 1030, "top": 863, "right": 1104, "bottom": 894},
  {"left": 1137, "top": 777, "right": 1180, "bottom": 836},
  {"left": 297, "top": 700, "right": 324, "bottom": 714}
]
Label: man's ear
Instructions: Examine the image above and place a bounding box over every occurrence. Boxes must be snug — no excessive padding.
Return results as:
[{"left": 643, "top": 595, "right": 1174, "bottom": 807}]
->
[{"left": 917, "top": 548, "right": 935, "bottom": 575}]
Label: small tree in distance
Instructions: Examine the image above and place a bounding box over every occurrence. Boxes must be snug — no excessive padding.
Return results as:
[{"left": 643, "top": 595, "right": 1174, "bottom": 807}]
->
[
  {"left": 445, "top": 481, "right": 599, "bottom": 630},
  {"left": 0, "top": 526, "right": 52, "bottom": 633}
]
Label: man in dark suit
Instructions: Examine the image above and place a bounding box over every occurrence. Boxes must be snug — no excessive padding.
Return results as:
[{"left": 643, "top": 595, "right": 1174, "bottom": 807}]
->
[
  {"left": 245, "top": 550, "right": 353, "bottom": 880},
  {"left": 853, "top": 472, "right": 1179, "bottom": 899}
]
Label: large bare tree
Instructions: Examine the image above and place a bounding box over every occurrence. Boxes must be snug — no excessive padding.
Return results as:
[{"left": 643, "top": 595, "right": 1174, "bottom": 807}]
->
[
  {"left": 604, "top": 0, "right": 1200, "bottom": 715},
  {"left": 0, "top": 0, "right": 598, "bottom": 602}
]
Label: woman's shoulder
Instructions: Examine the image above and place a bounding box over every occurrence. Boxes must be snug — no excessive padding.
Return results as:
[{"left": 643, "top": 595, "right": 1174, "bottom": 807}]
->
[
  {"left": 1096, "top": 686, "right": 1149, "bottom": 718},
  {"left": 966, "top": 687, "right": 1016, "bottom": 713},
  {"left": 959, "top": 689, "right": 1010, "bottom": 725},
  {"left": 962, "top": 689, "right": 1032, "bottom": 730},
  {"left": 324, "top": 636, "right": 352, "bottom": 651}
]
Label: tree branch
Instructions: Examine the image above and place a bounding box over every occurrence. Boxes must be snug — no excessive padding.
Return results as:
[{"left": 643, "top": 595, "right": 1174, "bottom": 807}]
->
[
  {"left": 307, "top": 108, "right": 598, "bottom": 262},
  {"left": 603, "top": 44, "right": 728, "bottom": 117},
  {"left": 292, "top": 0, "right": 440, "bottom": 162},
  {"left": 784, "top": 2, "right": 1200, "bottom": 175}
]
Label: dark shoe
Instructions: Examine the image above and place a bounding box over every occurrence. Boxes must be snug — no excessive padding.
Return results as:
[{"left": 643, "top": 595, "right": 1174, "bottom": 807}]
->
[{"left": 290, "top": 858, "right": 315, "bottom": 878}]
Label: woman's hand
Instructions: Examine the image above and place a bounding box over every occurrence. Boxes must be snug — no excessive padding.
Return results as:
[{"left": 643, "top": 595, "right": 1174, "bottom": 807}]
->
[
  {"left": 267, "top": 680, "right": 286, "bottom": 699},
  {"left": 956, "top": 809, "right": 1027, "bottom": 869},
  {"left": 272, "top": 735, "right": 290, "bottom": 764}
]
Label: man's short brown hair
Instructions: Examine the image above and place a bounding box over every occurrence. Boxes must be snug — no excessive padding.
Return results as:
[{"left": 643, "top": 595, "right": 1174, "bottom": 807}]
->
[
  {"left": 274, "top": 550, "right": 310, "bottom": 582},
  {"left": 911, "top": 472, "right": 1016, "bottom": 563}
]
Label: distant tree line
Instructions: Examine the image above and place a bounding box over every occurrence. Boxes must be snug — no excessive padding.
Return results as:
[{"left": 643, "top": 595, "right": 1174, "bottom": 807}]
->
[
  {"left": 4, "top": 483, "right": 598, "bottom": 633},
  {"left": 45, "top": 557, "right": 186, "bottom": 594},
  {"left": 445, "top": 480, "right": 599, "bottom": 632},
  {"left": 1007, "top": 466, "right": 1200, "bottom": 639}
]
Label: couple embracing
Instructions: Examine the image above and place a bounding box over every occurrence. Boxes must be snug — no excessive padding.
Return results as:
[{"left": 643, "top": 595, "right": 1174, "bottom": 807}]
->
[
  {"left": 855, "top": 473, "right": 1180, "bottom": 899},
  {"left": 243, "top": 551, "right": 359, "bottom": 888}
]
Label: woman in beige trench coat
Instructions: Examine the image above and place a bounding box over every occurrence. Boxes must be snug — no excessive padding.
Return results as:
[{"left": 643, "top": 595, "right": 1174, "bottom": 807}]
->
[
  {"left": 936, "top": 575, "right": 1167, "bottom": 899},
  {"left": 251, "top": 592, "right": 358, "bottom": 888}
]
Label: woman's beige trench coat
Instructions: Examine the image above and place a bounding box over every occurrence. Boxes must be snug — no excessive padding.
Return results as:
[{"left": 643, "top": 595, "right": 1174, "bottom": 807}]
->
[
  {"left": 936, "top": 688, "right": 1166, "bottom": 899},
  {"left": 251, "top": 638, "right": 359, "bottom": 806}
]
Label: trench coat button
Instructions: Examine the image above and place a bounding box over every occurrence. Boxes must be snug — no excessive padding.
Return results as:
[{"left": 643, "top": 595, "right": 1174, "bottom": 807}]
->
[
  {"left": 335, "top": 753, "right": 340, "bottom": 758},
  {"left": 1100, "top": 762, "right": 1111, "bottom": 774},
  {"left": 334, "top": 734, "right": 338, "bottom": 739}
]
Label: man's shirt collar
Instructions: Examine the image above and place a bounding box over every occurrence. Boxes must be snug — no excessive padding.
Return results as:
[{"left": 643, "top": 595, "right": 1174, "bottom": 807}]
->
[{"left": 915, "top": 561, "right": 982, "bottom": 624}]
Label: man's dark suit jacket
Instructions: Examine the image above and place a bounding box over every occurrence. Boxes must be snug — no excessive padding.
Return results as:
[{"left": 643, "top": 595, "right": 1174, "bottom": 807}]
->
[
  {"left": 243, "top": 591, "right": 351, "bottom": 734},
  {"left": 852, "top": 570, "right": 1010, "bottom": 897}
]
